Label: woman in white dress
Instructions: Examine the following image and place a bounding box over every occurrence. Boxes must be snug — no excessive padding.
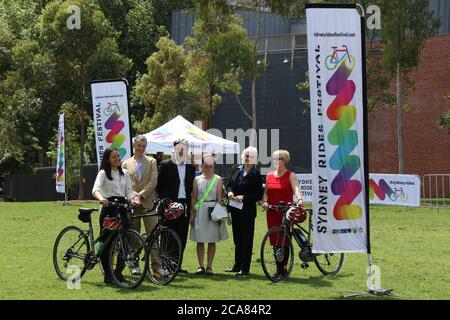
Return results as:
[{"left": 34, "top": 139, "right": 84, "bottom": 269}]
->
[{"left": 190, "top": 154, "right": 228, "bottom": 275}]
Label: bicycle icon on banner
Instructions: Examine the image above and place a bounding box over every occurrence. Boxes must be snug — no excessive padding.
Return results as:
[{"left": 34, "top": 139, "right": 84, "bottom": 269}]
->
[
  {"left": 103, "top": 102, "right": 122, "bottom": 117},
  {"left": 389, "top": 188, "right": 408, "bottom": 202},
  {"left": 325, "top": 45, "right": 355, "bottom": 70}
]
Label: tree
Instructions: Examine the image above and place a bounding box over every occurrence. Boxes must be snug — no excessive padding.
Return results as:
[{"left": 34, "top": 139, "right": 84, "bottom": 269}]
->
[
  {"left": 46, "top": 102, "right": 95, "bottom": 192},
  {"left": 184, "top": 0, "right": 254, "bottom": 130},
  {"left": 132, "top": 36, "right": 191, "bottom": 132},
  {"left": 36, "top": 0, "right": 130, "bottom": 199},
  {"left": 378, "top": 0, "right": 440, "bottom": 173},
  {"left": 439, "top": 93, "right": 450, "bottom": 134}
]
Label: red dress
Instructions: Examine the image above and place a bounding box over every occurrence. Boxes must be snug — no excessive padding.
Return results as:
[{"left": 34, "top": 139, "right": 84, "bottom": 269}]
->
[{"left": 266, "top": 170, "right": 293, "bottom": 246}]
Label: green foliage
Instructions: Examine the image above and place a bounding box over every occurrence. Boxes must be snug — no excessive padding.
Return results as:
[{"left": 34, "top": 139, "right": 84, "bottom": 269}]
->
[
  {"left": 183, "top": 1, "right": 256, "bottom": 116},
  {"left": 133, "top": 36, "right": 193, "bottom": 132},
  {"left": 378, "top": 0, "right": 441, "bottom": 75},
  {"left": 46, "top": 103, "right": 95, "bottom": 189},
  {"left": 439, "top": 93, "right": 450, "bottom": 134}
]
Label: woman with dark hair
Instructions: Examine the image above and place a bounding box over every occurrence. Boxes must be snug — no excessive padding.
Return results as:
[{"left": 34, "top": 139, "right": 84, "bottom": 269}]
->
[{"left": 92, "top": 147, "right": 138, "bottom": 284}]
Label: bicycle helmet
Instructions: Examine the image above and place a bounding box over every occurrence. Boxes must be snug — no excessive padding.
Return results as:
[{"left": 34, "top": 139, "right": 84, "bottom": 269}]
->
[
  {"left": 164, "top": 201, "right": 184, "bottom": 220},
  {"left": 286, "top": 206, "right": 307, "bottom": 224},
  {"left": 102, "top": 217, "right": 123, "bottom": 230}
]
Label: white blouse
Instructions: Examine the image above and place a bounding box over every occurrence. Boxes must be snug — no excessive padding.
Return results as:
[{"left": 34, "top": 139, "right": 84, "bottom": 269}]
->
[{"left": 92, "top": 169, "right": 134, "bottom": 200}]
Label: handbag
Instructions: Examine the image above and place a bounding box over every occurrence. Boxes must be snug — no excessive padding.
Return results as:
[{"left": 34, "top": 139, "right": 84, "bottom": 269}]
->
[{"left": 211, "top": 203, "right": 229, "bottom": 222}]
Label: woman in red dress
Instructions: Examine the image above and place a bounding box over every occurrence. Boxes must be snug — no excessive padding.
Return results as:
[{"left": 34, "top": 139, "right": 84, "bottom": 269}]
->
[{"left": 261, "top": 150, "right": 304, "bottom": 277}]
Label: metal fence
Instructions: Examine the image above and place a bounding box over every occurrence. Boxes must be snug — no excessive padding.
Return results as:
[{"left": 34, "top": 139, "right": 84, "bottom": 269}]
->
[{"left": 422, "top": 174, "right": 450, "bottom": 212}]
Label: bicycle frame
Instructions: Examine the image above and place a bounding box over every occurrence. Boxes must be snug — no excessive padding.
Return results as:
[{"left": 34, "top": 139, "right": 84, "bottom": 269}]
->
[
  {"left": 330, "top": 45, "right": 351, "bottom": 64},
  {"left": 128, "top": 204, "right": 168, "bottom": 247},
  {"left": 292, "top": 210, "right": 313, "bottom": 249}
]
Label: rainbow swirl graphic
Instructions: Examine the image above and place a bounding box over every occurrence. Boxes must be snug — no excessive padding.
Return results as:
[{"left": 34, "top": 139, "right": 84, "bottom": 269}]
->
[
  {"left": 186, "top": 125, "right": 207, "bottom": 141},
  {"left": 104, "top": 102, "right": 127, "bottom": 158},
  {"left": 152, "top": 128, "right": 173, "bottom": 140},
  {"left": 326, "top": 50, "right": 362, "bottom": 220},
  {"left": 56, "top": 135, "right": 64, "bottom": 182},
  {"left": 369, "top": 179, "right": 393, "bottom": 200}
]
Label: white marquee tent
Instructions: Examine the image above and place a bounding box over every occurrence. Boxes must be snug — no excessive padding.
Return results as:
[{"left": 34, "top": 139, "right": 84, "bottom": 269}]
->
[{"left": 142, "top": 115, "right": 239, "bottom": 155}]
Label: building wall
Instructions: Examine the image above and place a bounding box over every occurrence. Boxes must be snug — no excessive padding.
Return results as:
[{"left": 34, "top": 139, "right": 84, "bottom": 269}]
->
[{"left": 368, "top": 34, "right": 450, "bottom": 179}]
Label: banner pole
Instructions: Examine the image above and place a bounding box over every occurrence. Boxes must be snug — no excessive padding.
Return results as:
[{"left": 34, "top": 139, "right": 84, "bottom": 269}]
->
[
  {"left": 361, "top": 10, "right": 393, "bottom": 297},
  {"left": 343, "top": 8, "right": 394, "bottom": 298}
]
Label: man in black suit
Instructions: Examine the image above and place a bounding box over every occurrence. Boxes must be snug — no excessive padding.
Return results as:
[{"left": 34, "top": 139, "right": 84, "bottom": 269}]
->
[{"left": 157, "top": 139, "right": 196, "bottom": 273}]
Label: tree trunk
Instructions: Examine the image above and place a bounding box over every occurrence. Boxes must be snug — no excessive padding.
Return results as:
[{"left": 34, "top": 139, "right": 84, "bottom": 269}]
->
[
  {"left": 249, "top": 2, "right": 261, "bottom": 148},
  {"left": 397, "top": 63, "right": 404, "bottom": 174},
  {"left": 79, "top": 84, "right": 85, "bottom": 200},
  {"left": 209, "top": 85, "right": 213, "bottom": 129},
  {"left": 250, "top": 75, "right": 257, "bottom": 147}
]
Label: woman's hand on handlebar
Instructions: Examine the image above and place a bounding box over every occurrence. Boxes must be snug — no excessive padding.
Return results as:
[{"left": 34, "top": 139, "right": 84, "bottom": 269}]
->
[
  {"left": 261, "top": 201, "right": 269, "bottom": 210},
  {"left": 100, "top": 199, "right": 109, "bottom": 207}
]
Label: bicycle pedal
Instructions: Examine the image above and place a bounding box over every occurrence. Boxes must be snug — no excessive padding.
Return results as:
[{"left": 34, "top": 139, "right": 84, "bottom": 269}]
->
[{"left": 301, "top": 262, "right": 309, "bottom": 269}]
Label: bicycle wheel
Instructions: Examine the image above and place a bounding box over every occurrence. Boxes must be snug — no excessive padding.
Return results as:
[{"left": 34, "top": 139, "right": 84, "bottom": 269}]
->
[
  {"left": 314, "top": 252, "right": 344, "bottom": 275},
  {"left": 260, "top": 226, "right": 294, "bottom": 283},
  {"left": 53, "top": 226, "right": 90, "bottom": 281},
  {"left": 108, "top": 229, "right": 148, "bottom": 289},
  {"left": 146, "top": 227, "right": 182, "bottom": 285}
]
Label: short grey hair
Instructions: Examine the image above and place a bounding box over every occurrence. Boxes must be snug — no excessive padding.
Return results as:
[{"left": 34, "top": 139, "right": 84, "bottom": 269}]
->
[
  {"left": 241, "top": 146, "right": 258, "bottom": 165},
  {"left": 133, "top": 135, "right": 147, "bottom": 144}
]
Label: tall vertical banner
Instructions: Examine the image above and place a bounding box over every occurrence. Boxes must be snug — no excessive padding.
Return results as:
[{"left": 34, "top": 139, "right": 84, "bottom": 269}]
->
[
  {"left": 56, "top": 113, "right": 66, "bottom": 193},
  {"left": 91, "top": 80, "right": 132, "bottom": 167},
  {"left": 307, "top": 5, "right": 369, "bottom": 253}
]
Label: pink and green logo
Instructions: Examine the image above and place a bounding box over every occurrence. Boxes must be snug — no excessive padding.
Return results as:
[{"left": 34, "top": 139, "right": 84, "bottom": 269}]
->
[
  {"left": 104, "top": 102, "right": 127, "bottom": 158},
  {"left": 326, "top": 46, "right": 362, "bottom": 221},
  {"left": 369, "top": 179, "right": 408, "bottom": 202}
]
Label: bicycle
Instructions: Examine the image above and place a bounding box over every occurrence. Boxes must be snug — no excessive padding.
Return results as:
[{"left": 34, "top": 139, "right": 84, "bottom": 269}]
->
[
  {"left": 260, "top": 202, "right": 344, "bottom": 283},
  {"left": 53, "top": 200, "right": 149, "bottom": 289},
  {"left": 130, "top": 198, "right": 182, "bottom": 285},
  {"left": 325, "top": 45, "right": 355, "bottom": 71}
]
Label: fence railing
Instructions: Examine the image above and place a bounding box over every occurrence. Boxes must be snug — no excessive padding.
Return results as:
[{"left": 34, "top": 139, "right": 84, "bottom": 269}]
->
[{"left": 422, "top": 174, "right": 450, "bottom": 212}]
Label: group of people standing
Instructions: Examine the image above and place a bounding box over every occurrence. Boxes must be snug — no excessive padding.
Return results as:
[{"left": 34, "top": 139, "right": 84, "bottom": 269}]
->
[{"left": 92, "top": 135, "right": 304, "bottom": 284}]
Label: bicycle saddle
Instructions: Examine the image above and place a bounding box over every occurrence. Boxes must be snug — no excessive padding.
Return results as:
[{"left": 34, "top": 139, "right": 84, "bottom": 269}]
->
[{"left": 79, "top": 208, "right": 98, "bottom": 214}]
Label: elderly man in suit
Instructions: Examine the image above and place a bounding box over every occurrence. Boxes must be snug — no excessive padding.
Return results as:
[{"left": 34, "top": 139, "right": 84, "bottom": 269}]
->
[
  {"left": 157, "top": 139, "right": 196, "bottom": 273},
  {"left": 122, "top": 135, "right": 166, "bottom": 276}
]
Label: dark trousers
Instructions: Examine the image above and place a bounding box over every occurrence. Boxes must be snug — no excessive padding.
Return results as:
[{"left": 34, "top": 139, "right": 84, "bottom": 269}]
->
[
  {"left": 98, "top": 197, "right": 128, "bottom": 280},
  {"left": 164, "top": 199, "right": 190, "bottom": 268},
  {"left": 231, "top": 211, "right": 255, "bottom": 273}
]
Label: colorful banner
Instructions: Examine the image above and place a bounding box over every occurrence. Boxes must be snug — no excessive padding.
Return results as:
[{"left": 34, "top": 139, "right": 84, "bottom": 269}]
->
[
  {"left": 295, "top": 174, "right": 313, "bottom": 203},
  {"left": 56, "top": 113, "right": 65, "bottom": 193},
  {"left": 91, "top": 80, "right": 132, "bottom": 167},
  {"left": 307, "top": 6, "right": 368, "bottom": 253},
  {"left": 295, "top": 173, "right": 420, "bottom": 207},
  {"left": 369, "top": 174, "right": 420, "bottom": 207}
]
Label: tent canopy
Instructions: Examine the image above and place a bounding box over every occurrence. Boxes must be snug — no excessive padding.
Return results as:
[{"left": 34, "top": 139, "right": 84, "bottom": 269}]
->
[{"left": 143, "top": 115, "right": 239, "bottom": 155}]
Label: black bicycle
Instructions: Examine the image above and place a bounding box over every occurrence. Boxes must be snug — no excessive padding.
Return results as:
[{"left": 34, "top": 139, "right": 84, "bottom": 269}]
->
[
  {"left": 130, "top": 198, "right": 182, "bottom": 285},
  {"left": 53, "top": 201, "right": 149, "bottom": 289},
  {"left": 260, "top": 202, "right": 344, "bottom": 283}
]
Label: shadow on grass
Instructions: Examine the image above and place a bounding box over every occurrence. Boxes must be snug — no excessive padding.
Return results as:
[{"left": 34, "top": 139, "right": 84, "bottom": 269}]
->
[{"left": 336, "top": 292, "right": 401, "bottom": 300}]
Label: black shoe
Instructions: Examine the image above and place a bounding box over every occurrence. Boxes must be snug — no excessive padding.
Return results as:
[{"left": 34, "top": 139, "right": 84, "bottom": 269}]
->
[
  {"left": 225, "top": 267, "right": 240, "bottom": 273},
  {"left": 104, "top": 276, "right": 114, "bottom": 284},
  {"left": 235, "top": 271, "right": 249, "bottom": 276},
  {"left": 178, "top": 268, "right": 188, "bottom": 274}
]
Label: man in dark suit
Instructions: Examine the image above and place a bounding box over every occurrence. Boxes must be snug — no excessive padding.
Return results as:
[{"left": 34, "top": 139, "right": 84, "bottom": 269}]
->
[{"left": 157, "top": 139, "right": 196, "bottom": 273}]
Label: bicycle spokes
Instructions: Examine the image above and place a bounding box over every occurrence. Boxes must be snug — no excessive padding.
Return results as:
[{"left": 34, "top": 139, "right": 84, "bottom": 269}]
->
[{"left": 109, "top": 230, "right": 148, "bottom": 289}]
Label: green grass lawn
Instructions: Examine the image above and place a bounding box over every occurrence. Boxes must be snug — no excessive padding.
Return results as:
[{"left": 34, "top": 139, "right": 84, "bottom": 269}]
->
[{"left": 1, "top": 201, "right": 449, "bottom": 300}]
